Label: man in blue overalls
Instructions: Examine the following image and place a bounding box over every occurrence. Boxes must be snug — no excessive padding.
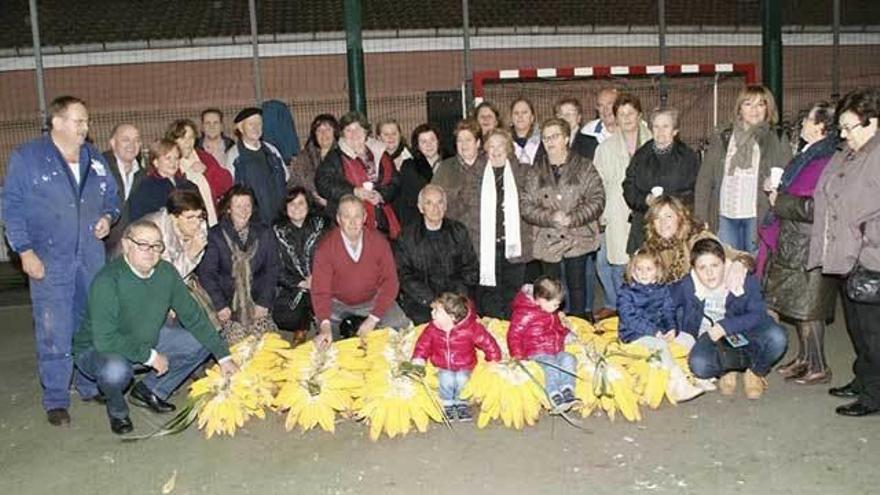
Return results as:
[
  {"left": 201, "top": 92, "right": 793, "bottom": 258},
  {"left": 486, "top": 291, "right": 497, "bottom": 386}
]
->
[{"left": 3, "top": 96, "right": 120, "bottom": 426}]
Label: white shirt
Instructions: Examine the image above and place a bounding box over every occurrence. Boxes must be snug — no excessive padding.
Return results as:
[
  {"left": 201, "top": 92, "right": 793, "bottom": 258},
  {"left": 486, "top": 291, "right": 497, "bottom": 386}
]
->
[
  {"left": 719, "top": 136, "right": 760, "bottom": 219},
  {"left": 68, "top": 161, "right": 80, "bottom": 185},
  {"left": 341, "top": 231, "right": 364, "bottom": 262},
  {"left": 114, "top": 155, "right": 140, "bottom": 200}
]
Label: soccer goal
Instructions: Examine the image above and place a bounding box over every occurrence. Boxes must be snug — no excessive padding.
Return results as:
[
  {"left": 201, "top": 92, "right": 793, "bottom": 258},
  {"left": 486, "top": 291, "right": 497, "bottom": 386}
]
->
[{"left": 472, "top": 63, "right": 756, "bottom": 150}]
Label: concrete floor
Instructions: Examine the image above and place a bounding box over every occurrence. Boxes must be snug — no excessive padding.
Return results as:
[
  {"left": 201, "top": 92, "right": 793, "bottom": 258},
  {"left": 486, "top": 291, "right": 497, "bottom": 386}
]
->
[{"left": 0, "top": 299, "right": 878, "bottom": 495}]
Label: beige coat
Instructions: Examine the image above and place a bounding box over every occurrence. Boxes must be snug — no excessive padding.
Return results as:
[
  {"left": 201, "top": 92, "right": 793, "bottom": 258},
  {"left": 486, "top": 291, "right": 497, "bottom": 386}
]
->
[
  {"left": 593, "top": 122, "right": 651, "bottom": 264},
  {"left": 521, "top": 152, "right": 605, "bottom": 262}
]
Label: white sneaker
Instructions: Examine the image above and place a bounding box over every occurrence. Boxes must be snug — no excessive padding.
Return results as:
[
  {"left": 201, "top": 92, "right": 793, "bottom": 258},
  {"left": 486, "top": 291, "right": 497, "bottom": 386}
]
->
[{"left": 693, "top": 378, "right": 717, "bottom": 392}]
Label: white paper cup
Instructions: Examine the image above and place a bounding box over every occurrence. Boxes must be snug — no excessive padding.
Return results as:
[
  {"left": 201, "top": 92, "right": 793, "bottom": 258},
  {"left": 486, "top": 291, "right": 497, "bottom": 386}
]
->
[
  {"left": 362, "top": 181, "right": 374, "bottom": 191},
  {"left": 651, "top": 186, "right": 664, "bottom": 197},
  {"left": 770, "top": 167, "right": 784, "bottom": 189}
]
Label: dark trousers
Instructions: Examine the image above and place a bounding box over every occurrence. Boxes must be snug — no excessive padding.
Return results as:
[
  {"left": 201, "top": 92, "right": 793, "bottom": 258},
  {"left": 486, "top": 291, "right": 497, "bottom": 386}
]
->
[
  {"left": 542, "top": 253, "right": 588, "bottom": 317},
  {"left": 688, "top": 320, "right": 788, "bottom": 378},
  {"left": 272, "top": 293, "right": 312, "bottom": 331},
  {"left": 477, "top": 246, "right": 526, "bottom": 319},
  {"left": 841, "top": 283, "right": 880, "bottom": 407}
]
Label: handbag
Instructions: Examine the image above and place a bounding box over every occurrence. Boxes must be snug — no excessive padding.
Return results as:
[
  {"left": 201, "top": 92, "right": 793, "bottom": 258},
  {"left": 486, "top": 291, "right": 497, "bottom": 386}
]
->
[{"left": 845, "top": 223, "right": 880, "bottom": 304}]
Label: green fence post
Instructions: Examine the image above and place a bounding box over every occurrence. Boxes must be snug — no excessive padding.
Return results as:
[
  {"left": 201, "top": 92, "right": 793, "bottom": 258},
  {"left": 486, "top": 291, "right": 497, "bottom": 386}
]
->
[
  {"left": 762, "top": 0, "right": 783, "bottom": 116},
  {"left": 344, "top": 0, "right": 367, "bottom": 116}
]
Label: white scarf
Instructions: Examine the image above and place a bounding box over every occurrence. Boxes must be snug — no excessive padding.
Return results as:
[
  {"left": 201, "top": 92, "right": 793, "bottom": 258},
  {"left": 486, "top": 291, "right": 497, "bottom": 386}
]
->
[{"left": 479, "top": 160, "right": 522, "bottom": 286}]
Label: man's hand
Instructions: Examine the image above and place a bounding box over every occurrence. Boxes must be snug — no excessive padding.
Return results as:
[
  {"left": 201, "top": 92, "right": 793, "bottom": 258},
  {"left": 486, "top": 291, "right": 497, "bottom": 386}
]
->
[
  {"left": 93, "top": 215, "right": 112, "bottom": 239},
  {"left": 314, "top": 321, "right": 333, "bottom": 349},
  {"left": 152, "top": 353, "right": 169, "bottom": 376},
  {"left": 253, "top": 305, "right": 269, "bottom": 319},
  {"left": 357, "top": 316, "right": 378, "bottom": 338},
  {"left": 217, "top": 307, "right": 232, "bottom": 323},
  {"left": 708, "top": 324, "right": 726, "bottom": 342},
  {"left": 20, "top": 250, "right": 45, "bottom": 280},
  {"left": 219, "top": 359, "right": 240, "bottom": 377}
]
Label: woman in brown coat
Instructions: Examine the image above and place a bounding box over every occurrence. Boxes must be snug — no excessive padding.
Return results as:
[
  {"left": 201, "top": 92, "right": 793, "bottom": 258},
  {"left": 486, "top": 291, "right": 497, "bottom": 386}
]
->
[{"left": 522, "top": 118, "right": 605, "bottom": 319}]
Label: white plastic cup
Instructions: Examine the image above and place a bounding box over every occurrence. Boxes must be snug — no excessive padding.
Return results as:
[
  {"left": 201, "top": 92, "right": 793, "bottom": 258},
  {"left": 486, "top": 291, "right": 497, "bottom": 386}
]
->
[
  {"left": 362, "top": 181, "right": 374, "bottom": 191},
  {"left": 651, "top": 186, "right": 664, "bottom": 197},
  {"left": 769, "top": 167, "right": 784, "bottom": 189}
]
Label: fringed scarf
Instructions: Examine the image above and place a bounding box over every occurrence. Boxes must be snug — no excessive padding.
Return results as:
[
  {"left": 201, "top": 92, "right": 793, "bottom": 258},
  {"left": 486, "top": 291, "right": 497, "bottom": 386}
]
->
[{"left": 222, "top": 228, "right": 259, "bottom": 328}]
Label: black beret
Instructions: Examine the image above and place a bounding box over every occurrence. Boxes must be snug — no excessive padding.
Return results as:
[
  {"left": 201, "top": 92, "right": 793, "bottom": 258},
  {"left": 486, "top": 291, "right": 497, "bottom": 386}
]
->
[{"left": 234, "top": 107, "right": 262, "bottom": 124}]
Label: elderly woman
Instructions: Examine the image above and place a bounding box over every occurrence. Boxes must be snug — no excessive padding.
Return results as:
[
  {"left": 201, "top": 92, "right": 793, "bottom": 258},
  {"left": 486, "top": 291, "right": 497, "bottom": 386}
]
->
[
  {"left": 289, "top": 114, "right": 338, "bottom": 211},
  {"left": 510, "top": 97, "right": 544, "bottom": 166},
  {"left": 129, "top": 138, "right": 198, "bottom": 222},
  {"left": 273, "top": 186, "right": 330, "bottom": 345},
  {"left": 395, "top": 123, "right": 444, "bottom": 228},
  {"left": 472, "top": 129, "right": 534, "bottom": 319},
  {"left": 760, "top": 102, "right": 840, "bottom": 385},
  {"left": 167, "top": 119, "right": 233, "bottom": 226},
  {"left": 522, "top": 118, "right": 605, "bottom": 319},
  {"left": 433, "top": 119, "right": 485, "bottom": 224},
  {"left": 623, "top": 107, "right": 700, "bottom": 253},
  {"left": 808, "top": 88, "right": 880, "bottom": 417},
  {"left": 474, "top": 101, "right": 502, "bottom": 137},
  {"left": 696, "top": 85, "right": 792, "bottom": 254},
  {"left": 316, "top": 111, "right": 401, "bottom": 239},
  {"left": 197, "top": 185, "right": 279, "bottom": 344},
  {"left": 593, "top": 93, "right": 652, "bottom": 320},
  {"left": 376, "top": 118, "right": 413, "bottom": 171}
]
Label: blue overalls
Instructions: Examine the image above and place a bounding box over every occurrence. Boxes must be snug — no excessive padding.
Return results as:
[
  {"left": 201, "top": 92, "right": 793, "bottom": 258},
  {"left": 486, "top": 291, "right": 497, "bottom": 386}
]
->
[{"left": 3, "top": 135, "right": 120, "bottom": 411}]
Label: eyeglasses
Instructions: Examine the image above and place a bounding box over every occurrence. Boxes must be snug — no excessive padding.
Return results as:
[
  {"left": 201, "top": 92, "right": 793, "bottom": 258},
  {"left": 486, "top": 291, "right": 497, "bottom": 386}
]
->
[
  {"left": 126, "top": 237, "right": 165, "bottom": 254},
  {"left": 839, "top": 121, "right": 867, "bottom": 134},
  {"left": 542, "top": 132, "right": 564, "bottom": 143}
]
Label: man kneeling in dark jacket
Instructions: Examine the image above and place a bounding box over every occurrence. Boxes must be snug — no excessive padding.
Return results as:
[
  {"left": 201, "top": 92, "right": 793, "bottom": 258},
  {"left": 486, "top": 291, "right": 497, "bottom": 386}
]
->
[{"left": 395, "top": 184, "right": 479, "bottom": 324}]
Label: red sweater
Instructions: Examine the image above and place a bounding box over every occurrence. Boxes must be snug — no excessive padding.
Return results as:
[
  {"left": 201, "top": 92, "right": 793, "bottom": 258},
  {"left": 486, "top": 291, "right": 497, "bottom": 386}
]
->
[{"left": 311, "top": 228, "right": 399, "bottom": 322}]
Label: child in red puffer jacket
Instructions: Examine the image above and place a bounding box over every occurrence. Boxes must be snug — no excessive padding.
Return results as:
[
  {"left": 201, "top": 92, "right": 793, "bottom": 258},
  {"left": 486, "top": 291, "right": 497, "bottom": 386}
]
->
[
  {"left": 508, "top": 276, "right": 578, "bottom": 412},
  {"left": 412, "top": 293, "right": 501, "bottom": 421}
]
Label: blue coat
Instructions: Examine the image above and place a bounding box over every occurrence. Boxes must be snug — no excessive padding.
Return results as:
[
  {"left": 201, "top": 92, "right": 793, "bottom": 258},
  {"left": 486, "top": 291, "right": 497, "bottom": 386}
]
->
[
  {"left": 230, "top": 141, "right": 287, "bottom": 227},
  {"left": 618, "top": 282, "right": 677, "bottom": 343},
  {"left": 3, "top": 135, "right": 120, "bottom": 268},
  {"left": 669, "top": 273, "right": 771, "bottom": 338}
]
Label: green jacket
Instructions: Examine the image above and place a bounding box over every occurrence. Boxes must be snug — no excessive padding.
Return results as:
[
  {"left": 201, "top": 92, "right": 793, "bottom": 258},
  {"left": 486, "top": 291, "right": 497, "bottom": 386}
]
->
[{"left": 73, "top": 258, "right": 230, "bottom": 363}]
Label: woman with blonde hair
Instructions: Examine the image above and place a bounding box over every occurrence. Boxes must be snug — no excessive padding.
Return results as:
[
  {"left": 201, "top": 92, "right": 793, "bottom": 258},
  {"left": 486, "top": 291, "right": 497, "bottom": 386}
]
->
[{"left": 695, "top": 85, "right": 792, "bottom": 253}]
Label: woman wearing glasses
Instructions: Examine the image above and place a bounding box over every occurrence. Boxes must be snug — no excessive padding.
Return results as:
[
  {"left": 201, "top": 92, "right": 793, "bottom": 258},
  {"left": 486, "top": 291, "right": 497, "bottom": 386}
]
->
[
  {"left": 808, "top": 88, "right": 880, "bottom": 417},
  {"left": 521, "top": 118, "right": 605, "bottom": 320},
  {"left": 198, "top": 185, "right": 279, "bottom": 344}
]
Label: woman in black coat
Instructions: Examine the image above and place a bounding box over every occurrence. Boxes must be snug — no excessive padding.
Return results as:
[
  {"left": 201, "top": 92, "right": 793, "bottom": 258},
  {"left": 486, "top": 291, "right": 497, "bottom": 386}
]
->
[
  {"left": 395, "top": 123, "right": 445, "bottom": 228},
  {"left": 197, "top": 185, "right": 278, "bottom": 344},
  {"left": 129, "top": 137, "right": 198, "bottom": 222},
  {"left": 623, "top": 107, "right": 700, "bottom": 253},
  {"left": 272, "top": 186, "right": 330, "bottom": 344}
]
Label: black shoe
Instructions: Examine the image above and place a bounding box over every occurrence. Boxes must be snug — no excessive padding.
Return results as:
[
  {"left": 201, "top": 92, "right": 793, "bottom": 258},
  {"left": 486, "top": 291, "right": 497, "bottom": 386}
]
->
[
  {"left": 129, "top": 382, "right": 176, "bottom": 413},
  {"left": 456, "top": 404, "right": 473, "bottom": 422},
  {"left": 110, "top": 416, "right": 134, "bottom": 435},
  {"left": 550, "top": 392, "right": 572, "bottom": 413},
  {"left": 561, "top": 387, "right": 579, "bottom": 406},
  {"left": 829, "top": 381, "right": 859, "bottom": 399},
  {"left": 46, "top": 408, "right": 71, "bottom": 427},
  {"left": 835, "top": 400, "right": 880, "bottom": 417},
  {"left": 443, "top": 405, "right": 458, "bottom": 421}
]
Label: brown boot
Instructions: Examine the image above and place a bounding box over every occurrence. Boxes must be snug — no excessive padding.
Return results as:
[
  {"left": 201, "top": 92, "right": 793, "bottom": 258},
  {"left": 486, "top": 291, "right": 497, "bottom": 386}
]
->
[
  {"left": 291, "top": 330, "right": 308, "bottom": 347},
  {"left": 744, "top": 370, "right": 768, "bottom": 399},
  {"left": 718, "top": 372, "right": 738, "bottom": 396},
  {"left": 593, "top": 308, "right": 618, "bottom": 321}
]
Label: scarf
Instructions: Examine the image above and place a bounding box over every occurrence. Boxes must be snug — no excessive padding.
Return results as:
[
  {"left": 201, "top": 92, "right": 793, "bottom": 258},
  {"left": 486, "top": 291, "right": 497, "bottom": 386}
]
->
[
  {"left": 755, "top": 135, "right": 840, "bottom": 277},
  {"left": 339, "top": 139, "right": 401, "bottom": 239},
  {"left": 479, "top": 160, "right": 522, "bottom": 286},
  {"left": 222, "top": 229, "right": 259, "bottom": 327},
  {"left": 728, "top": 122, "right": 767, "bottom": 175},
  {"left": 652, "top": 235, "right": 691, "bottom": 284}
]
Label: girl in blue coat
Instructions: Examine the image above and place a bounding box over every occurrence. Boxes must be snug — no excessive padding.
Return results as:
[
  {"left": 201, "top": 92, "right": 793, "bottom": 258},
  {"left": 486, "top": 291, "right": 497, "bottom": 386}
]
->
[{"left": 618, "top": 249, "right": 704, "bottom": 402}]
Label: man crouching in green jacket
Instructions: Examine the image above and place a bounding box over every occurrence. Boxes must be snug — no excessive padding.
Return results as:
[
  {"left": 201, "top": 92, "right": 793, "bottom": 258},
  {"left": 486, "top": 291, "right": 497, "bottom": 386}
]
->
[{"left": 73, "top": 219, "right": 238, "bottom": 434}]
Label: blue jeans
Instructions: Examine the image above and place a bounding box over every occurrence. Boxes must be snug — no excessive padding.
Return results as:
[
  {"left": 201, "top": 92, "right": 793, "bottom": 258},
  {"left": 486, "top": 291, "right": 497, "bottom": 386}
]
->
[
  {"left": 717, "top": 216, "right": 758, "bottom": 254},
  {"left": 437, "top": 369, "right": 471, "bottom": 406},
  {"left": 30, "top": 259, "right": 96, "bottom": 411},
  {"left": 75, "top": 322, "right": 211, "bottom": 419},
  {"left": 596, "top": 235, "right": 625, "bottom": 310},
  {"left": 533, "top": 352, "right": 577, "bottom": 395},
  {"left": 688, "top": 320, "right": 788, "bottom": 379}
]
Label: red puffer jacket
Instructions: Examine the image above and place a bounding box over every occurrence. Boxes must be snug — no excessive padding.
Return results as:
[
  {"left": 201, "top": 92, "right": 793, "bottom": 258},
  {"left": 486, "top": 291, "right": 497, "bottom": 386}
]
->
[
  {"left": 507, "top": 289, "right": 569, "bottom": 359},
  {"left": 412, "top": 311, "right": 501, "bottom": 371}
]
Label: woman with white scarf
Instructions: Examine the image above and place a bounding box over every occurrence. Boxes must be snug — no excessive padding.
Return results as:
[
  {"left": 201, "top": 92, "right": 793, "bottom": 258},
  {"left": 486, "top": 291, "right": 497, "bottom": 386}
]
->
[{"left": 473, "top": 129, "right": 534, "bottom": 319}]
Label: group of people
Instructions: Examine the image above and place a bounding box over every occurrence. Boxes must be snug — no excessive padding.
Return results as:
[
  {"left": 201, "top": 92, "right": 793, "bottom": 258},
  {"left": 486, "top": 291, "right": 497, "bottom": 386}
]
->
[{"left": 5, "top": 84, "right": 880, "bottom": 435}]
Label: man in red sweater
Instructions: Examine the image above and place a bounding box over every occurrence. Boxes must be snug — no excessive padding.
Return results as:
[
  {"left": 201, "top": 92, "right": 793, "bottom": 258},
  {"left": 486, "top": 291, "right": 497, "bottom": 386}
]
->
[{"left": 312, "top": 195, "right": 411, "bottom": 346}]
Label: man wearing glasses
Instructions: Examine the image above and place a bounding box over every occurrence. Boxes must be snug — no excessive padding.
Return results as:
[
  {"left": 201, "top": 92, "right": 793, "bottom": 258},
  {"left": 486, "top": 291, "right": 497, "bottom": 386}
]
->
[
  {"left": 73, "top": 220, "right": 238, "bottom": 434},
  {"left": 3, "top": 96, "right": 120, "bottom": 427}
]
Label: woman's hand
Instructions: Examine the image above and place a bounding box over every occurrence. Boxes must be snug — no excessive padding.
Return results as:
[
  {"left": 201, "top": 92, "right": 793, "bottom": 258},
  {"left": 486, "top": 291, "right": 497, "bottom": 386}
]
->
[
  {"left": 724, "top": 260, "right": 748, "bottom": 294},
  {"left": 186, "top": 235, "right": 207, "bottom": 259},
  {"left": 253, "top": 305, "right": 269, "bottom": 319},
  {"left": 298, "top": 276, "right": 312, "bottom": 290},
  {"left": 217, "top": 307, "right": 232, "bottom": 323},
  {"left": 707, "top": 324, "right": 726, "bottom": 342},
  {"left": 551, "top": 211, "right": 571, "bottom": 228},
  {"left": 768, "top": 190, "right": 778, "bottom": 207}
]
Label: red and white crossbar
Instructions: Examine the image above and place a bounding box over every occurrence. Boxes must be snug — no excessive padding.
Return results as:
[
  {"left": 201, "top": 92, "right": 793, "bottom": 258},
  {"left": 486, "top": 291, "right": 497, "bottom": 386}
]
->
[{"left": 472, "top": 63, "right": 757, "bottom": 104}]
